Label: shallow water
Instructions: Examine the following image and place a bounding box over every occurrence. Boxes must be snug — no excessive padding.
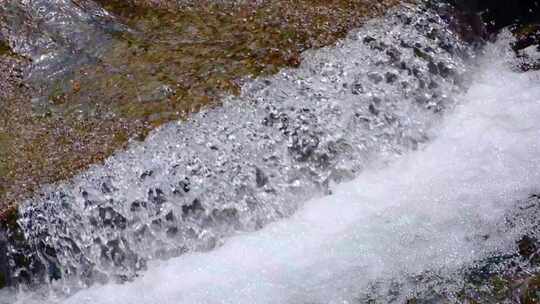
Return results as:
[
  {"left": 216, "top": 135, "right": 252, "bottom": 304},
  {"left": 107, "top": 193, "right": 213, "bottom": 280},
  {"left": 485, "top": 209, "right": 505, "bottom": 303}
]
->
[
  {"left": 0, "top": 0, "right": 122, "bottom": 82},
  {"left": 3, "top": 4, "right": 540, "bottom": 304}
]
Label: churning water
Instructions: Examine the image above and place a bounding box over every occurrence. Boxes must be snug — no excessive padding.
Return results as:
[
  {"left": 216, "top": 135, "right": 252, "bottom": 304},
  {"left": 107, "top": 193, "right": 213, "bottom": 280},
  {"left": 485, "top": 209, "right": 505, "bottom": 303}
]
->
[{"left": 2, "top": 4, "right": 540, "bottom": 304}]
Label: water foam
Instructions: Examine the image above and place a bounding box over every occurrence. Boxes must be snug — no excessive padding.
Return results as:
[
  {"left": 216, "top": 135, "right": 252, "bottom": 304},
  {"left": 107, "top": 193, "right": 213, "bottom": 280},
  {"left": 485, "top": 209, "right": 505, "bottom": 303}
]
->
[{"left": 7, "top": 30, "right": 540, "bottom": 304}]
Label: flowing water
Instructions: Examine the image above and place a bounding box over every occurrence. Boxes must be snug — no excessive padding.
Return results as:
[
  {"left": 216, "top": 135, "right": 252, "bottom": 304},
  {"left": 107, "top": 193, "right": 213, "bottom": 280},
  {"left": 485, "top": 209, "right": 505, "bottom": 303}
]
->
[
  {"left": 2, "top": 3, "right": 540, "bottom": 303},
  {"left": 0, "top": 0, "right": 123, "bottom": 83}
]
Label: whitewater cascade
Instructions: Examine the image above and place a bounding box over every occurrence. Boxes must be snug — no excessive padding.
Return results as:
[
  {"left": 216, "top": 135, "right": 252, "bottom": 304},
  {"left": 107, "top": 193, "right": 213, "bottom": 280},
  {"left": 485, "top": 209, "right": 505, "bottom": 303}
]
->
[{"left": 2, "top": 3, "right": 539, "bottom": 303}]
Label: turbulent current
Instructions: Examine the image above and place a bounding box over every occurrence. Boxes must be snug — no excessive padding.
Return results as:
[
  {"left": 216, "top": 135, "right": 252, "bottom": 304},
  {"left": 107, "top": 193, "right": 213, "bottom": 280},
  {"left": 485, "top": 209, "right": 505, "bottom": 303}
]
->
[{"left": 2, "top": 3, "right": 540, "bottom": 304}]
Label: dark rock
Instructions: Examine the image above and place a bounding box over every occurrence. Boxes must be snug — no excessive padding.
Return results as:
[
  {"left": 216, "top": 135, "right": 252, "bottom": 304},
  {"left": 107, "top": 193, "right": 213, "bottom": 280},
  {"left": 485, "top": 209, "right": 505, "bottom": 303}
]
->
[
  {"left": 0, "top": 229, "right": 11, "bottom": 289},
  {"left": 515, "top": 25, "right": 540, "bottom": 71},
  {"left": 0, "top": 209, "right": 50, "bottom": 289},
  {"left": 520, "top": 275, "right": 540, "bottom": 304},
  {"left": 518, "top": 235, "right": 539, "bottom": 260},
  {"left": 514, "top": 25, "right": 540, "bottom": 51},
  {"left": 443, "top": 0, "right": 540, "bottom": 47}
]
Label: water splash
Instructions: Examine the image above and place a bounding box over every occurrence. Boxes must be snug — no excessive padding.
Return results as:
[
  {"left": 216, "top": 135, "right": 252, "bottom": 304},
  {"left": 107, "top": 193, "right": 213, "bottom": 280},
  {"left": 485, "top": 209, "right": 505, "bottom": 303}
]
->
[
  {"left": 5, "top": 4, "right": 474, "bottom": 293},
  {"left": 8, "top": 28, "right": 540, "bottom": 304},
  {"left": 36, "top": 30, "right": 540, "bottom": 304}
]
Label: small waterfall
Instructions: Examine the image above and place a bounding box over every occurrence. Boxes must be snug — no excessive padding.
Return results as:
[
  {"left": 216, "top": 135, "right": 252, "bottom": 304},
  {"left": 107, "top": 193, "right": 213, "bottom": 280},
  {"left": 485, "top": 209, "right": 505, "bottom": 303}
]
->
[
  {"left": 7, "top": 4, "right": 472, "bottom": 294},
  {"left": 8, "top": 30, "right": 540, "bottom": 304},
  {"left": 3, "top": 2, "right": 539, "bottom": 303}
]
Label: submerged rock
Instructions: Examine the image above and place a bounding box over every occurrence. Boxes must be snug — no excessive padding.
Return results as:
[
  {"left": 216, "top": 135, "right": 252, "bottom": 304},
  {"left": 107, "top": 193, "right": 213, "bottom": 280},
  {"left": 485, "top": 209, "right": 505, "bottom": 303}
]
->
[
  {"left": 515, "top": 25, "right": 540, "bottom": 71},
  {"left": 0, "top": 0, "right": 124, "bottom": 84}
]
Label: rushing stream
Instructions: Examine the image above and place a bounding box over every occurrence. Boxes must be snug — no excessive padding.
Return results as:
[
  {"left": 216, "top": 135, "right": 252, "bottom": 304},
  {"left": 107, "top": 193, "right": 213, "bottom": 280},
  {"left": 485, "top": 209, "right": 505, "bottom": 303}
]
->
[{"left": 1, "top": 2, "right": 540, "bottom": 303}]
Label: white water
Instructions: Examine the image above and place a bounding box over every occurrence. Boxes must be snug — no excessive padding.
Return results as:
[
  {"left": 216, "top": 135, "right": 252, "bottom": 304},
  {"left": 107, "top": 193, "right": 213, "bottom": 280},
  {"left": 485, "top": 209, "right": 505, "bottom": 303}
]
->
[
  {"left": 13, "top": 6, "right": 471, "bottom": 288},
  {"left": 10, "top": 35, "right": 540, "bottom": 303}
]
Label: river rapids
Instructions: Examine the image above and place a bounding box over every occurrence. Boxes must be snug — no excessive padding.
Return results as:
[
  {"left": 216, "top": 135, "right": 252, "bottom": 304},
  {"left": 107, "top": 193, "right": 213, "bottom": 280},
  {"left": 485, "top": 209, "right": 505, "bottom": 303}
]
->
[{"left": 1, "top": 3, "right": 539, "bottom": 304}]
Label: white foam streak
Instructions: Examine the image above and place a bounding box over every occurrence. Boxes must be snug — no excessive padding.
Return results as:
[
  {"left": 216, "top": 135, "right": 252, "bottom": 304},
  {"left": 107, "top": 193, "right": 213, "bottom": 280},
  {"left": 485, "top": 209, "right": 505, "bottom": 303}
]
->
[{"left": 33, "top": 43, "right": 540, "bottom": 304}]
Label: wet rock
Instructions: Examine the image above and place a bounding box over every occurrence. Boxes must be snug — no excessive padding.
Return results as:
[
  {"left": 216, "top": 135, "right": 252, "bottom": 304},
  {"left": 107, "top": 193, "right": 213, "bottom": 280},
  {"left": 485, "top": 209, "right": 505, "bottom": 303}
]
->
[
  {"left": 0, "top": 40, "right": 12, "bottom": 56},
  {"left": 0, "top": 209, "right": 49, "bottom": 289},
  {"left": 515, "top": 25, "right": 540, "bottom": 71},
  {"left": 0, "top": 230, "right": 10, "bottom": 289},
  {"left": 519, "top": 235, "right": 538, "bottom": 259},
  {"left": 442, "top": 0, "right": 540, "bottom": 48},
  {"left": 521, "top": 275, "right": 540, "bottom": 304},
  {"left": 0, "top": 0, "right": 124, "bottom": 84},
  {"left": 452, "top": 0, "right": 540, "bottom": 33},
  {"left": 514, "top": 25, "right": 540, "bottom": 51}
]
